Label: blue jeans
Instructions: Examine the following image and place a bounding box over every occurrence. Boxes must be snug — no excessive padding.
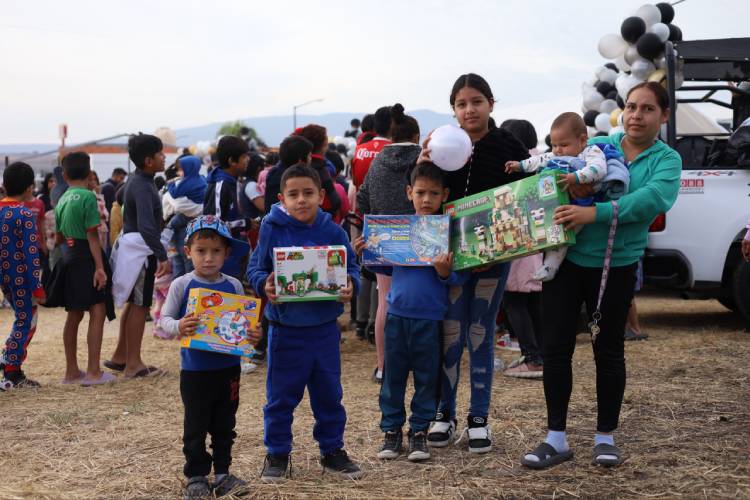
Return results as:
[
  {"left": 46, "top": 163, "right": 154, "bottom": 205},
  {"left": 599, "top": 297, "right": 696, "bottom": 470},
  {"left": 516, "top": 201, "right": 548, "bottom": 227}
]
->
[
  {"left": 170, "top": 214, "right": 192, "bottom": 278},
  {"left": 437, "top": 263, "right": 510, "bottom": 420},
  {"left": 380, "top": 314, "right": 441, "bottom": 433},
  {"left": 264, "top": 321, "right": 346, "bottom": 456}
]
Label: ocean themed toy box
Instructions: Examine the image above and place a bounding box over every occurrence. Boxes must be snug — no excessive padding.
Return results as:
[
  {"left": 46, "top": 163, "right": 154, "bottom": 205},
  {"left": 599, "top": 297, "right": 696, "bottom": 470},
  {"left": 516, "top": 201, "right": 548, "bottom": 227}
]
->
[
  {"left": 362, "top": 215, "right": 450, "bottom": 266},
  {"left": 180, "top": 288, "right": 261, "bottom": 356},
  {"left": 443, "top": 172, "right": 575, "bottom": 271},
  {"left": 273, "top": 246, "right": 348, "bottom": 302}
]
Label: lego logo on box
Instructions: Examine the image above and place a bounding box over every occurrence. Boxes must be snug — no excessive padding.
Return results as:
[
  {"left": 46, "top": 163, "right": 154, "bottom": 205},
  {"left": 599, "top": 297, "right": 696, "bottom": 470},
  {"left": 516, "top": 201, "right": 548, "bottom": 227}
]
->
[{"left": 273, "top": 246, "right": 348, "bottom": 302}]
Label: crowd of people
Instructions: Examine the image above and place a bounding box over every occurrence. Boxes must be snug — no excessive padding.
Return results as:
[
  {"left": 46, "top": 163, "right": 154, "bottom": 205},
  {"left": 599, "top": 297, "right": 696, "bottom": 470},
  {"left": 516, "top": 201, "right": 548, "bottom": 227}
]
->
[{"left": 0, "top": 73, "right": 681, "bottom": 498}]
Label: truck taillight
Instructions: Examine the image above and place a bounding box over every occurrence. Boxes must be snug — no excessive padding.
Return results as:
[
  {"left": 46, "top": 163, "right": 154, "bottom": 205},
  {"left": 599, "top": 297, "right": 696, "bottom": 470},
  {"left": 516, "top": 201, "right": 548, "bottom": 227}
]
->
[{"left": 649, "top": 213, "right": 666, "bottom": 232}]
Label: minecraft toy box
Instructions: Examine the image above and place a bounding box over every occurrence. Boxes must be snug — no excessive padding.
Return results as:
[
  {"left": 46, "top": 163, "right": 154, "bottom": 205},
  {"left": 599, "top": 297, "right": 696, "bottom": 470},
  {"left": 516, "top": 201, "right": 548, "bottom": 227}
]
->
[
  {"left": 273, "top": 246, "right": 348, "bottom": 302},
  {"left": 362, "top": 215, "right": 450, "bottom": 266},
  {"left": 443, "top": 172, "right": 576, "bottom": 271},
  {"left": 180, "top": 288, "right": 261, "bottom": 356}
]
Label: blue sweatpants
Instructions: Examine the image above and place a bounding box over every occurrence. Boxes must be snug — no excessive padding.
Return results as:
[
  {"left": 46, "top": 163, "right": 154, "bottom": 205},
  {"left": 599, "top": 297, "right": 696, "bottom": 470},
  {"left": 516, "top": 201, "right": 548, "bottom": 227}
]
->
[
  {"left": 437, "top": 263, "right": 509, "bottom": 420},
  {"left": 380, "top": 313, "right": 441, "bottom": 433},
  {"left": 264, "top": 321, "right": 346, "bottom": 456},
  {"left": 1, "top": 285, "right": 38, "bottom": 373}
]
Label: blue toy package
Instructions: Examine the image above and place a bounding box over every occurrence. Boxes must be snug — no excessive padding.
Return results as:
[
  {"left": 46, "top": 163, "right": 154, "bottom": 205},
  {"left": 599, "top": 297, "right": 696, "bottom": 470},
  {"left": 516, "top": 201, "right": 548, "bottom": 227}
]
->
[{"left": 362, "top": 215, "right": 450, "bottom": 266}]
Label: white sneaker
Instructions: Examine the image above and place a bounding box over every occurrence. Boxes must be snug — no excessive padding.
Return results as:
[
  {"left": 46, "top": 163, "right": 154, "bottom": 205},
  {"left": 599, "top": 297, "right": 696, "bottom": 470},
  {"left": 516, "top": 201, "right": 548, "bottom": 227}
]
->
[
  {"left": 426, "top": 415, "right": 456, "bottom": 448},
  {"left": 456, "top": 416, "right": 492, "bottom": 454},
  {"left": 240, "top": 361, "right": 257, "bottom": 374}
]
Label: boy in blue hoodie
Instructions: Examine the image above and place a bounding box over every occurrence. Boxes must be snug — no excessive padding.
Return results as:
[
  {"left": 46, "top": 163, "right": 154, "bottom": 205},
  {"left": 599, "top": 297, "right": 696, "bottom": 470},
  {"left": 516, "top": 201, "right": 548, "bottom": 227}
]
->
[
  {"left": 167, "top": 155, "right": 207, "bottom": 277},
  {"left": 247, "top": 164, "right": 362, "bottom": 482},
  {"left": 204, "top": 136, "right": 250, "bottom": 279},
  {"left": 354, "top": 162, "right": 467, "bottom": 462}
]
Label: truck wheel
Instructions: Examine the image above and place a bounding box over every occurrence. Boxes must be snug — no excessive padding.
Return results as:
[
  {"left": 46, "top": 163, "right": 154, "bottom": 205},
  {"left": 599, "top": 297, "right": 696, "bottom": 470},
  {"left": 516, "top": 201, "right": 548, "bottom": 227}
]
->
[
  {"left": 717, "top": 296, "right": 737, "bottom": 312},
  {"left": 731, "top": 259, "right": 750, "bottom": 326}
]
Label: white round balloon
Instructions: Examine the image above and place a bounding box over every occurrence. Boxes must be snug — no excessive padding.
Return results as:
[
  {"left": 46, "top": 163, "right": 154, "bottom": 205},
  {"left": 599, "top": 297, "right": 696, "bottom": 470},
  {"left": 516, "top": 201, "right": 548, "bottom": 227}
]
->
[
  {"left": 635, "top": 3, "right": 661, "bottom": 26},
  {"left": 428, "top": 125, "right": 473, "bottom": 172},
  {"left": 598, "top": 67, "right": 619, "bottom": 85},
  {"left": 655, "top": 56, "right": 667, "bottom": 69},
  {"left": 609, "top": 125, "right": 625, "bottom": 136},
  {"left": 583, "top": 90, "right": 605, "bottom": 112},
  {"left": 631, "top": 59, "right": 656, "bottom": 80},
  {"left": 614, "top": 54, "right": 631, "bottom": 72},
  {"left": 624, "top": 45, "right": 641, "bottom": 65},
  {"left": 649, "top": 22, "right": 670, "bottom": 43},
  {"left": 616, "top": 73, "right": 641, "bottom": 100},
  {"left": 595, "top": 113, "right": 613, "bottom": 133},
  {"left": 598, "top": 34, "right": 629, "bottom": 60},
  {"left": 599, "top": 99, "right": 619, "bottom": 114}
]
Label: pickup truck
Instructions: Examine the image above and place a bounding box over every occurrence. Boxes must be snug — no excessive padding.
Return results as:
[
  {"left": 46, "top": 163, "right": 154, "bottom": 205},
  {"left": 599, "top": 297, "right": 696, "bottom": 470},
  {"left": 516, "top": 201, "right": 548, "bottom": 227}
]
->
[{"left": 644, "top": 37, "right": 750, "bottom": 325}]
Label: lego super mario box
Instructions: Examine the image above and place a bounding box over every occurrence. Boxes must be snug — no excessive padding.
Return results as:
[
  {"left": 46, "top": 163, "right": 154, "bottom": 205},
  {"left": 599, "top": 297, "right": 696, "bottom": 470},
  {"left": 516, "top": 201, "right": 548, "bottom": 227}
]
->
[
  {"left": 362, "top": 215, "right": 450, "bottom": 266},
  {"left": 444, "top": 172, "right": 576, "bottom": 271},
  {"left": 180, "top": 288, "right": 260, "bottom": 356},
  {"left": 273, "top": 246, "right": 348, "bottom": 302}
]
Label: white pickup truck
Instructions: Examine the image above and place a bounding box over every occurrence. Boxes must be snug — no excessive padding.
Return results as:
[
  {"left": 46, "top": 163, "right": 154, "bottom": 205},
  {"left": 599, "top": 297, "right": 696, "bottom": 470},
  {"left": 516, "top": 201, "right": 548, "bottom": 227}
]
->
[{"left": 644, "top": 38, "right": 750, "bottom": 324}]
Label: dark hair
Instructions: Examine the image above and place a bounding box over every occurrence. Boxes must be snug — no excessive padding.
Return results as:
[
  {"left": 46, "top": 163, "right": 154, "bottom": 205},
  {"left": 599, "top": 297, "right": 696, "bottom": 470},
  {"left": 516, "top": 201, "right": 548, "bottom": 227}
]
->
[
  {"left": 3, "top": 162, "right": 35, "bottom": 197},
  {"left": 154, "top": 176, "right": 166, "bottom": 191},
  {"left": 112, "top": 167, "right": 127, "bottom": 177},
  {"left": 361, "top": 114, "right": 375, "bottom": 133},
  {"left": 217, "top": 135, "right": 250, "bottom": 169},
  {"left": 245, "top": 153, "right": 266, "bottom": 180},
  {"left": 325, "top": 150, "right": 345, "bottom": 174},
  {"left": 373, "top": 106, "right": 392, "bottom": 137},
  {"left": 450, "top": 73, "right": 496, "bottom": 129},
  {"left": 41, "top": 172, "right": 55, "bottom": 196},
  {"left": 551, "top": 112, "right": 587, "bottom": 138},
  {"left": 350, "top": 118, "right": 361, "bottom": 127},
  {"left": 186, "top": 228, "right": 230, "bottom": 248},
  {"left": 500, "top": 119, "right": 538, "bottom": 151},
  {"left": 90, "top": 170, "right": 100, "bottom": 184},
  {"left": 335, "top": 143, "right": 348, "bottom": 155},
  {"left": 279, "top": 135, "right": 313, "bottom": 168},
  {"left": 265, "top": 152, "right": 279, "bottom": 166},
  {"left": 164, "top": 163, "right": 179, "bottom": 180},
  {"left": 390, "top": 103, "right": 420, "bottom": 143},
  {"left": 410, "top": 161, "right": 446, "bottom": 188},
  {"left": 62, "top": 151, "right": 91, "bottom": 180},
  {"left": 296, "top": 124, "right": 327, "bottom": 154},
  {"left": 280, "top": 163, "right": 322, "bottom": 191},
  {"left": 627, "top": 81, "right": 670, "bottom": 111},
  {"left": 128, "top": 134, "right": 163, "bottom": 169}
]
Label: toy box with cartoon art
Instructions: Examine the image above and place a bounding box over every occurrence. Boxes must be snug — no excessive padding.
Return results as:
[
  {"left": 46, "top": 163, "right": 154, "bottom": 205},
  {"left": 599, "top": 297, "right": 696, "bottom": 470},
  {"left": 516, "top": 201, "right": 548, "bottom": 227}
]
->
[
  {"left": 362, "top": 215, "right": 450, "bottom": 266},
  {"left": 273, "top": 246, "right": 348, "bottom": 302},
  {"left": 180, "top": 288, "right": 261, "bottom": 356},
  {"left": 444, "top": 172, "right": 576, "bottom": 271}
]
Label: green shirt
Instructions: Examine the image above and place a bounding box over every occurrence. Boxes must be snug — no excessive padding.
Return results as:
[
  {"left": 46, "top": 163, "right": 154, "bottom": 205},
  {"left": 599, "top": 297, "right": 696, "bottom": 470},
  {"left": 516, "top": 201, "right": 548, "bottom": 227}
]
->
[
  {"left": 566, "top": 132, "right": 682, "bottom": 268},
  {"left": 55, "top": 187, "right": 101, "bottom": 240}
]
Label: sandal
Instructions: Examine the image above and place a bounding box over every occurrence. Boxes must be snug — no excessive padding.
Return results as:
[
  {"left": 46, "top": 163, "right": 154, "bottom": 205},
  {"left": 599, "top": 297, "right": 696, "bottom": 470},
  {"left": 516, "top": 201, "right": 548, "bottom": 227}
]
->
[
  {"left": 103, "top": 360, "right": 126, "bottom": 372},
  {"left": 126, "top": 366, "right": 164, "bottom": 379},
  {"left": 81, "top": 372, "right": 117, "bottom": 386},
  {"left": 61, "top": 370, "right": 86, "bottom": 385},
  {"left": 521, "top": 442, "right": 574, "bottom": 470},
  {"left": 592, "top": 443, "right": 623, "bottom": 467}
]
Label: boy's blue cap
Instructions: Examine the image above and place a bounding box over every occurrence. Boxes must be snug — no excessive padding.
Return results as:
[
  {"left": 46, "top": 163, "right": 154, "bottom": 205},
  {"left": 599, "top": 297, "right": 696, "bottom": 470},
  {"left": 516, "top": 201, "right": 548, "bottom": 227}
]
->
[{"left": 186, "top": 215, "right": 250, "bottom": 257}]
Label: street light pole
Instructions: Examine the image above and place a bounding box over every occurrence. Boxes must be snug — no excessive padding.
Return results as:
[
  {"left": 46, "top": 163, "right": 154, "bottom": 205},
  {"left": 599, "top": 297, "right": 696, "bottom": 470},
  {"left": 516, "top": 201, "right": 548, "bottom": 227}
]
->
[{"left": 293, "top": 98, "right": 324, "bottom": 129}]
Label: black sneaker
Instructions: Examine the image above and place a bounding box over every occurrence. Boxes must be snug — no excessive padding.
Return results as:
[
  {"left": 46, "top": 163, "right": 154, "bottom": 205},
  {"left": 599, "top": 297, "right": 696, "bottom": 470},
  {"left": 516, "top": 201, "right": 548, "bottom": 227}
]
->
[
  {"left": 320, "top": 449, "right": 364, "bottom": 479},
  {"left": 371, "top": 367, "right": 382, "bottom": 385},
  {"left": 0, "top": 370, "right": 41, "bottom": 391},
  {"left": 212, "top": 473, "right": 248, "bottom": 497},
  {"left": 366, "top": 324, "right": 375, "bottom": 345},
  {"left": 248, "top": 350, "right": 266, "bottom": 363},
  {"left": 377, "top": 430, "right": 402, "bottom": 460},
  {"left": 427, "top": 412, "right": 456, "bottom": 448},
  {"left": 355, "top": 327, "right": 366, "bottom": 341},
  {"left": 260, "top": 454, "right": 290, "bottom": 483},
  {"left": 458, "top": 415, "right": 492, "bottom": 454},
  {"left": 407, "top": 430, "right": 430, "bottom": 462},
  {"left": 184, "top": 476, "right": 210, "bottom": 500}
]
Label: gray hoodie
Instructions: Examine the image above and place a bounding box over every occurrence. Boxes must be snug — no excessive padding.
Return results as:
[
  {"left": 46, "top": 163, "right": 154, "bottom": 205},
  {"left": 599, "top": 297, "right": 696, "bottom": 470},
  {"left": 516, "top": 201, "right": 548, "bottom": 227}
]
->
[{"left": 356, "top": 143, "right": 420, "bottom": 216}]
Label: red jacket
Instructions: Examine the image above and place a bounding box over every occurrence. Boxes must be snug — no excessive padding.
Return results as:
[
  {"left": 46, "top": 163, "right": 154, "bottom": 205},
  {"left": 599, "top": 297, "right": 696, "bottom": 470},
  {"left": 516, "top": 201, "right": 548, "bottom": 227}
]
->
[{"left": 352, "top": 138, "right": 390, "bottom": 189}]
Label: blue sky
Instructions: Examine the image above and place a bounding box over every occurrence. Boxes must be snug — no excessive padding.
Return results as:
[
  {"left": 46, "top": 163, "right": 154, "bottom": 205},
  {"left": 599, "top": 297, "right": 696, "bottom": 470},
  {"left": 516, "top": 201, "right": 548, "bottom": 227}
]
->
[{"left": 1, "top": 0, "right": 747, "bottom": 143}]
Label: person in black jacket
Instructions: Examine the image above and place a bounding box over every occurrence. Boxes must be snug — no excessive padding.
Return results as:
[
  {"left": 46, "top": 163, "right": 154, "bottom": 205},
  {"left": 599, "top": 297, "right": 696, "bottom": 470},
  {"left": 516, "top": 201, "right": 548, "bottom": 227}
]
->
[
  {"left": 263, "top": 135, "right": 314, "bottom": 213},
  {"left": 295, "top": 124, "right": 341, "bottom": 216}
]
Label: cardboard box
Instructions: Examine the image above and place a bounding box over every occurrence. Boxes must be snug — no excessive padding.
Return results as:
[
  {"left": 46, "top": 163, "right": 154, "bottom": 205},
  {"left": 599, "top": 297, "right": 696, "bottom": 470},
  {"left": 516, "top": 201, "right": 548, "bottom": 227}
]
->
[
  {"left": 273, "top": 246, "right": 348, "bottom": 302},
  {"left": 443, "top": 172, "right": 575, "bottom": 271},
  {"left": 362, "top": 215, "right": 450, "bottom": 266},
  {"left": 180, "top": 288, "right": 261, "bottom": 357}
]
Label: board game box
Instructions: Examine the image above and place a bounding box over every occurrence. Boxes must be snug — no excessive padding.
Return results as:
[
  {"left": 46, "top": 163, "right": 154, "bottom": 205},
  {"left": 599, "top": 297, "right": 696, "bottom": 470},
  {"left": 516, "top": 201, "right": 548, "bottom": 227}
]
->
[
  {"left": 180, "top": 288, "right": 261, "bottom": 356},
  {"left": 443, "top": 172, "right": 576, "bottom": 271},
  {"left": 362, "top": 215, "right": 450, "bottom": 266},
  {"left": 273, "top": 246, "right": 348, "bottom": 302}
]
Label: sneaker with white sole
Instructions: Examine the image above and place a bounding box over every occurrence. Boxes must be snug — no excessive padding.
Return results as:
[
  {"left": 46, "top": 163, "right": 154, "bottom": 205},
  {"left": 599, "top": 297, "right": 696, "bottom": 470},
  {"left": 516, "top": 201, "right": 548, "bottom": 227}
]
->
[
  {"left": 377, "top": 430, "right": 402, "bottom": 460},
  {"left": 320, "top": 449, "right": 364, "bottom": 479},
  {"left": 407, "top": 430, "right": 430, "bottom": 462},
  {"left": 456, "top": 416, "right": 492, "bottom": 454},
  {"left": 503, "top": 362, "right": 543, "bottom": 379},
  {"left": 426, "top": 413, "right": 456, "bottom": 448}
]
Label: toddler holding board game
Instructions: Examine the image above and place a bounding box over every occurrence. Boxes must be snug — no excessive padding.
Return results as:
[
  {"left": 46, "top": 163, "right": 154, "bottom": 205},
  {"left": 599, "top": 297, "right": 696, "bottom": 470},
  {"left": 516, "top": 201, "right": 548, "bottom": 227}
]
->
[{"left": 159, "top": 215, "right": 256, "bottom": 499}]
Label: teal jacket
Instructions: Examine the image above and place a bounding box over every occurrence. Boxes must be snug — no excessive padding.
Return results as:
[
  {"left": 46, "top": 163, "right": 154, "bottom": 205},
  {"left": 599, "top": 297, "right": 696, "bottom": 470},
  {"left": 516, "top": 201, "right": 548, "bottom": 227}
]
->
[{"left": 566, "top": 132, "right": 682, "bottom": 268}]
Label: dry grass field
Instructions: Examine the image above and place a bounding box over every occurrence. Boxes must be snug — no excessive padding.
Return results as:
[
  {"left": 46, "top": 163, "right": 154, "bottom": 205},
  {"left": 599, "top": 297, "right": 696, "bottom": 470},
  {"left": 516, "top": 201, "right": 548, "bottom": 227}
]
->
[{"left": 1, "top": 292, "right": 748, "bottom": 499}]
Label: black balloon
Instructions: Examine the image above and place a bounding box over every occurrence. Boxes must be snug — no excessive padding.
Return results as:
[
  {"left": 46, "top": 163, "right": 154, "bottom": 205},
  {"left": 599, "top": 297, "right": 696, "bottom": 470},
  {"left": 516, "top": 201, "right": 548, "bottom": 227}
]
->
[
  {"left": 637, "top": 32, "right": 664, "bottom": 59},
  {"left": 604, "top": 62, "right": 619, "bottom": 73},
  {"left": 606, "top": 90, "right": 618, "bottom": 101},
  {"left": 616, "top": 94, "right": 625, "bottom": 109},
  {"left": 656, "top": 2, "right": 675, "bottom": 24},
  {"left": 584, "top": 110, "right": 599, "bottom": 127},
  {"left": 621, "top": 16, "right": 646, "bottom": 44},
  {"left": 596, "top": 81, "right": 614, "bottom": 96},
  {"left": 595, "top": 131, "right": 609, "bottom": 137},
  {"left": 668, "top": 24, "right": 683, "bottom": 42}
]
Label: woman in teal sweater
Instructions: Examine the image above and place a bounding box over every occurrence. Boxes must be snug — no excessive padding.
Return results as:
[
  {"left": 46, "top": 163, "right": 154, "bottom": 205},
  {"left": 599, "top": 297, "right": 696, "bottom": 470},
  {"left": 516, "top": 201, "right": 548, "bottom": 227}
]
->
[{"left": 522, "top": 82, "right": 682, "bottom": 469}]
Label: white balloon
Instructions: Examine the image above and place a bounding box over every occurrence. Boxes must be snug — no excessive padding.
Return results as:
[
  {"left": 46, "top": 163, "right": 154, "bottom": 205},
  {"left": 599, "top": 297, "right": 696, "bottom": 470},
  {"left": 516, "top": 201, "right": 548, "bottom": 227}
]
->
[
  {"left": 599, "top": 99, "right": 619, "bottom": 114},
  {"left": 655, "top": 56, "right": 667, "bottom": 69},
  {"left": 609, "top": 125, "right": 625, "bottom": 136},
  {"left": 624, "top": 45, "right": 641, "bottom": 65},
  {"left": 649, "top": 22, "right": 670, "bottom": 43},
  {"left": 614, "top": 54, "right": 631, "bottom": 72},
  {"left": 616, "top": 73, "right": 641, "bottom": 100},
  {"left": 598, "top": 34, "right": 629, "bottom": 60},
  {"left": 196, "top": 140, "right": 212, "bottom": 156},
  {"left": 587, "top": 126, "right": 598, "bottom": 138},
  {"left": 595, "top": 113, "right": 613, "bottom": 133},
  {"left": 597, "top": 67, "right": 619, "bottom": 85},
  {"left": 636, "top": 3, "right": 661, "bottom": 26},
  {"left": 583, "top": 90, "right": 604, "bottom": 112},
  {"left": 428, "top": 125, "right": 473, "bottom": 171},
  {"left": 153, "top": 127, "right": 176, "bottom": 147},
  {"left": 631, "top": 59, "right": 656, "bottom": 80}
]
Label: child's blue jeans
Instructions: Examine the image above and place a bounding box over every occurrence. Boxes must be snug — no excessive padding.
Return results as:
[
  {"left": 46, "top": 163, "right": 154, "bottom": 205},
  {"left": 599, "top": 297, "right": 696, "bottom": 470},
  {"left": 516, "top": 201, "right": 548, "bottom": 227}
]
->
[
  {"left": 264, "top": 321, "right": 346, "bottom": 456},
  {"left": 380, "top": 313, "right": 440, "bottom": 433},
  {"left": 437, "top": 263, "right": 510, "bottom": 420},
  {"left": 169, "top": 214, "right": 192, "bottom": 278}
]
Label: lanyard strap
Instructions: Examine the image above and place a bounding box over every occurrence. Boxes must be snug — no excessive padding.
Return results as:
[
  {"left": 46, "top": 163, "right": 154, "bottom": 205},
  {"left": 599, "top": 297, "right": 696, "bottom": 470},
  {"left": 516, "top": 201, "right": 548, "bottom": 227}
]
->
[{"left": 589, "top": 200, "right": 618, "bottom": 343}]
